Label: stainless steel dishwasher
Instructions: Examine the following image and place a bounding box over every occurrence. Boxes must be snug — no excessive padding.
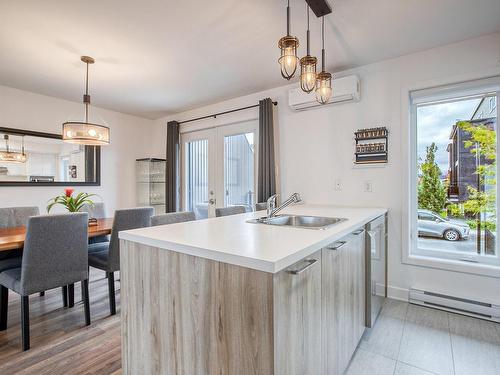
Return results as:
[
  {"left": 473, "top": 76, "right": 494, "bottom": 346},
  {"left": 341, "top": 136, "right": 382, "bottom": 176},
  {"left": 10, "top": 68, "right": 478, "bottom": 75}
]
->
[{"left": 365, "top": 214, "right": 388, "bottom": 328}]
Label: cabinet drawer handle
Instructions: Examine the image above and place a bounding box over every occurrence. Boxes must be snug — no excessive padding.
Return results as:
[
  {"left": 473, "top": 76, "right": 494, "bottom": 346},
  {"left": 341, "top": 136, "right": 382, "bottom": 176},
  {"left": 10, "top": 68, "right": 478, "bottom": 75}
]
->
[
  {"left": 326, "top": 241, "right": 346, "bottom": 250},
  {"left": 352, "top": 229, "right": 365, "bottom": 235},
  {"left": 288, "top": 259, "right": 318, "bottom": 275}
]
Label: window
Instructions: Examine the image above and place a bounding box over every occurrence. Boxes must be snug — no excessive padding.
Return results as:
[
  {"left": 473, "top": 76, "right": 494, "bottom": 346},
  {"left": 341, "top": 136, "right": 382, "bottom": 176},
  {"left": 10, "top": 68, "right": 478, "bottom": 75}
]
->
[{"left": 409, "top": 77, "right": 500, "bottom": 268}]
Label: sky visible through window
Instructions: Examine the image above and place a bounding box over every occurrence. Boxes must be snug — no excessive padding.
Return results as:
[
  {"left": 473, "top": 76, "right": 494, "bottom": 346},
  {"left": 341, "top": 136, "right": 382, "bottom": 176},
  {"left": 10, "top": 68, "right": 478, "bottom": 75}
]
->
[{"left": 417, "top": 98, "right": 481, "bottom": 176}]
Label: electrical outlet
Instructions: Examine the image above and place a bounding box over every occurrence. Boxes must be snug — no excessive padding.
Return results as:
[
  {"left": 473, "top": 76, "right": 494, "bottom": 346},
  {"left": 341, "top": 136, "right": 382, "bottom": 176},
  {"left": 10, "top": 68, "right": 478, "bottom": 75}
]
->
[
  {"left": 364, "top": 181, "right": 373, "bottom": 192},
  {"left": 334, "top": 178, "right": 342, "bottom": 191}
]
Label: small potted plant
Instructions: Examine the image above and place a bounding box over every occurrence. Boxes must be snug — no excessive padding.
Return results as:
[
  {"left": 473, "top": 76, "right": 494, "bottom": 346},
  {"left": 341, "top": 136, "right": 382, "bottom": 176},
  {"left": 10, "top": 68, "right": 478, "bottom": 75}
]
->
[{"left": 47, "top": 188, "right": 99, "bottom": 225}]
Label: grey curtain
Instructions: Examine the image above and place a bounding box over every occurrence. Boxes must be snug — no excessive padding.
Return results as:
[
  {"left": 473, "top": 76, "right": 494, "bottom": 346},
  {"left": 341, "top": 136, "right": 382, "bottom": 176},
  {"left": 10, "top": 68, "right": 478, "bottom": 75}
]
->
[
  {"left": 166, "top": 121, "right": 179, "bottom": 212},
  {"left": 258, "top": 98, "right": 276, "bottom": 202}
]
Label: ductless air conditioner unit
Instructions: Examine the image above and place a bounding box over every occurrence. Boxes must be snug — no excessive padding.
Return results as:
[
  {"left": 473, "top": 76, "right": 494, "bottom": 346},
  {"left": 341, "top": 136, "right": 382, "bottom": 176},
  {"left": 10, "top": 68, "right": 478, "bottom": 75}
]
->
[{"left": 288, "top": 74, "right": 360, "bottom": 111}]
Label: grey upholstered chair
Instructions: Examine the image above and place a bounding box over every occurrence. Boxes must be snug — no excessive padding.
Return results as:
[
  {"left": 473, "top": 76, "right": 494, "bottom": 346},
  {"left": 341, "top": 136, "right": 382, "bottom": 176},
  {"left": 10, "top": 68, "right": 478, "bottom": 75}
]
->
[
  {"left": 215, "top": 206, "right": 247, "bottom": 217},
  {"left": 81, "top": 202, "right": 108, "bottom": 244},
  {"left": 0, "top": 206, "right": 40, "bottom": 292},
  {"left": 0, "top": 213, "right": 90, "bottom": 351},
  {"left": 255, "top": 202, "right": 267, "bottom": 211},
  {"left": 151, "top": 211, "right": 196, "bottom": 226},
  {"left": 0, "top": 206, "right": 40, "bottom": 228},
  {"left": 88, "top": 207, "right": 154, "bottom": 315}
]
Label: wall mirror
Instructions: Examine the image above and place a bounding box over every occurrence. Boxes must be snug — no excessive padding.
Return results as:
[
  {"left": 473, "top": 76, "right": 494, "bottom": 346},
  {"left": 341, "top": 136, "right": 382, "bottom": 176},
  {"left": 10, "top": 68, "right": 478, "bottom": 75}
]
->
[{"left": 0, "top": 127, "right": 100, "bottom": 186}]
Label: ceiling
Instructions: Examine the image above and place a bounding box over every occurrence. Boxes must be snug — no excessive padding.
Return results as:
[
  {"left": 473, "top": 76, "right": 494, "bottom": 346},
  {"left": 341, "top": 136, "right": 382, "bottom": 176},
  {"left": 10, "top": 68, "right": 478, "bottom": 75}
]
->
[{"left": 0, "top": 0, "right": 499, "bottom": 119}]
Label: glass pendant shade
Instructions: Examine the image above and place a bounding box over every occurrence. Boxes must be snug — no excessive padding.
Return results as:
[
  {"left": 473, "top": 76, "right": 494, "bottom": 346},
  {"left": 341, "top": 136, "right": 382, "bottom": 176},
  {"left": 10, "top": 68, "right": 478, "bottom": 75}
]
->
[
  {"left": 0, "top": 135, "right": 27, "bottom": 163},
  {"left": 316, "top": 71, "right": 332, "bottom": 104},
  {"left": 278, "top": 36, "right": 299, "bottom": 80},
  {"left": 62, "top": 56, "right": 110, "bottom": 146},
  {"left": 62, "top": 121, "right": 110, "bottom": 145},
  {"left": 300, "top": 55, "right": 317, "bottom": 93}
]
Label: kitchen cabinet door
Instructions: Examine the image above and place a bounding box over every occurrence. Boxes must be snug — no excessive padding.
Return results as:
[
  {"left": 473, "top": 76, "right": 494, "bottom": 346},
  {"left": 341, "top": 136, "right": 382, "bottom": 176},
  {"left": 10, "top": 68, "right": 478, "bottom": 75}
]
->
[
  {"left": 322, "top": 229, "right": 366, "bottom": 375},
  {"left": 350, "top": 229, "right": 366, "bottom": 347},
  {"left": 274, "top": 250, "right": 322, "bottom": 375},
  {"left": 322, "top": 238, "right": 349, "bottom": 375}
]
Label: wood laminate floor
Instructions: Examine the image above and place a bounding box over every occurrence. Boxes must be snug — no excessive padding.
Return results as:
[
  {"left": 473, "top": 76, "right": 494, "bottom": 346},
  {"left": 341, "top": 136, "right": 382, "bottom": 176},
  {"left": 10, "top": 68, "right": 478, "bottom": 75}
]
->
[{"left": 0, "top": 269, "right": 122, "bottom": 375}]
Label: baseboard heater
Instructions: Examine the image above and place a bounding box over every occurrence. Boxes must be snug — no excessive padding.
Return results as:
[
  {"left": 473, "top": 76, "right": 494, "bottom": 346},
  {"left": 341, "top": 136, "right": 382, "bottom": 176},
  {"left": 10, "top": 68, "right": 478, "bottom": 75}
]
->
[{"left": 409, "top": 288, "right": 500, "bottom": 323}]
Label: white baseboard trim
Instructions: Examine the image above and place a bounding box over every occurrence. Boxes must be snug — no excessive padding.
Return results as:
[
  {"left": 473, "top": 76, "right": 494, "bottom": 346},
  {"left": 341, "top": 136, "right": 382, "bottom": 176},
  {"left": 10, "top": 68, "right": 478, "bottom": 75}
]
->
[{"left": 386, "top": 285, "right": 409, "bottom": 302}]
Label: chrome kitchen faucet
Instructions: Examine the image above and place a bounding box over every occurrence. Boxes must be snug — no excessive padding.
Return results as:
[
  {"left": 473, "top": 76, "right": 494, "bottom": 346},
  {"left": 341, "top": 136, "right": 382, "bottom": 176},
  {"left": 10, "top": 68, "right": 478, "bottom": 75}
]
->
[{"left": 266, "top": 193, "right": 302, "bottom": 218}]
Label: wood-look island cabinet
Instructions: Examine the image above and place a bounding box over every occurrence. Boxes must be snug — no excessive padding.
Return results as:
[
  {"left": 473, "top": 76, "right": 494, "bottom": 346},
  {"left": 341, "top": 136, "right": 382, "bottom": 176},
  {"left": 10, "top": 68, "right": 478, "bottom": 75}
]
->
[{"left": 119, "top": 206, "right": 388, "bottom": 375}]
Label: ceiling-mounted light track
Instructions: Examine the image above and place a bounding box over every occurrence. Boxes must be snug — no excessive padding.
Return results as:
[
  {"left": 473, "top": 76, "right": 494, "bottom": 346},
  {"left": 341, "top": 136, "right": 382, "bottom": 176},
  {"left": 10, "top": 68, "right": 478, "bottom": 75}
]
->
[
  {"left": 305, "top": 0, "right": 332, "bottom": 17},
  {"left": 316, "top": 16, "right": 332, "bottom": 104},
  {"left": 299, "top": 5, "right": 317, "bottom": 93},
  {"left": 62, "top": 56, "right": 110, "bottom": 146},
  {"left": 278, "top": 0, "right": 300, "bottom": 80}
]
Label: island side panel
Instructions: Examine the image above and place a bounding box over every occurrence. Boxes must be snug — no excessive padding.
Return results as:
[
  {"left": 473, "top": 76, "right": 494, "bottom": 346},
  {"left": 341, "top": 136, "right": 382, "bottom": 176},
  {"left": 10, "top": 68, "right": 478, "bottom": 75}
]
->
[{"left": 120, "top": 240, "right": 274, "bottom": 375}]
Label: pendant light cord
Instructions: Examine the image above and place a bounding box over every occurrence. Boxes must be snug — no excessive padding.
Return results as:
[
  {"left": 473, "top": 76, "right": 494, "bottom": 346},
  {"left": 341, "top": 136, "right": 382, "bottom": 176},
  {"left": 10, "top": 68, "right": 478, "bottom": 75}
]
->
[
  {"left": 84, "top": 61, "right": 90, "bottom": 123},
  {"left": 306, "top": 5, "right": 310, "bottom": 56},
  {"left": 321, "top": 16, "right": 325, "bottom": 72},
  {"left": 286, "top": 0, "right": 290, "bottom": 35}
]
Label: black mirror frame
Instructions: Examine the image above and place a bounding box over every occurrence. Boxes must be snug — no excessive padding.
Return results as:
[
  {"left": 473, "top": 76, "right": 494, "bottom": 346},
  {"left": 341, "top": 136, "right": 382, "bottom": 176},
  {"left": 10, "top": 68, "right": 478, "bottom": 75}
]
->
[{"left": 0, "top": 127, "right": 101, "bottom": 187}]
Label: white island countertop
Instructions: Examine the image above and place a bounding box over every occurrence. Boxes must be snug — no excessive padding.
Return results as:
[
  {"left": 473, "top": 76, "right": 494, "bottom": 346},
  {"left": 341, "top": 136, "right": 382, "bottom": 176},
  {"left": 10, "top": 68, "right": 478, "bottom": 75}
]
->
[{"left": 119, "top": 204, "right": 387, "bottom": 273}]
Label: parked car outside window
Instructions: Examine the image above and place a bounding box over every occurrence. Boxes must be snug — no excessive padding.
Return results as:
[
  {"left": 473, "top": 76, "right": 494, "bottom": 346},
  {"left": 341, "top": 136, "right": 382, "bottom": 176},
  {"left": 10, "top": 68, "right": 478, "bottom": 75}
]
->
[{"left": 417, "top": 209, "right": 470, "bottom": 241}]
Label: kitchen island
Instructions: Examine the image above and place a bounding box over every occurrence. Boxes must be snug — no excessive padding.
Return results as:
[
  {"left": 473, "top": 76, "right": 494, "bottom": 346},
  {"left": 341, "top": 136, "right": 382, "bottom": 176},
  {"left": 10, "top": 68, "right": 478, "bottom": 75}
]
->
[{"left": 119, "top": 204, "right": 387, "bottom": 375}]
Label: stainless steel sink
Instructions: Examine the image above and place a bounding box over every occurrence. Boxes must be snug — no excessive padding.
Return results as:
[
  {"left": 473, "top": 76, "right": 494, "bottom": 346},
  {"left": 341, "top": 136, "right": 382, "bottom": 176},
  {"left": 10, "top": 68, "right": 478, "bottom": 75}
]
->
[{"left": 247, "top": 215, "right": 347, "bottom": 230}]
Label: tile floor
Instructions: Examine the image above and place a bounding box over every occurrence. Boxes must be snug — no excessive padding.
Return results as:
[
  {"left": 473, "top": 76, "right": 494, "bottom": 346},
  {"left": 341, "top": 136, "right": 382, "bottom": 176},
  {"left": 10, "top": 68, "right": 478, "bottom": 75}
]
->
[{"left": 346, "top": 299, "right": 500, "bottom": 375}]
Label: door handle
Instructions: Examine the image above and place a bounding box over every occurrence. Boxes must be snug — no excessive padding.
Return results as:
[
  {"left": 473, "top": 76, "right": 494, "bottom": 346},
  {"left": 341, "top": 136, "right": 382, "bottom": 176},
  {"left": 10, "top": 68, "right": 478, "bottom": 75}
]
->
[
  {"left": 326, "top": 241, "right": 346, "bottom": 250},
  {"left": 287, "top": 259, "right": 318, "bottom": 275},
  {"left": 352, "top": 229, "right": 365, "bottom": 235}
]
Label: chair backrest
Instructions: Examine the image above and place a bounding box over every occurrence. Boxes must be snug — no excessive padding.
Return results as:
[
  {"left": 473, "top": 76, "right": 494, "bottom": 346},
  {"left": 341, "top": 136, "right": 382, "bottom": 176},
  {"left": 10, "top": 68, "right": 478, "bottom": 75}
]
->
[
  {"left": 255, "top": 202, "right": 267, "bottom": 212},
  {"left": 0, "top": 206, "right": 40, "bottom": 228},
  {"left": 215, "top": 206, "right": 247, "bottom": 217},
  {"left": 81, "top": 202, "right": 106, "bottom": 219},
  {"left": 151, "top": 211, "right": 196, "bottom": 226},
  {"left": 108, "top": 207, "right": 154, "bottom": 272},
  {"left": 20, "top": 213, "right": 88, "bottom": 295}
]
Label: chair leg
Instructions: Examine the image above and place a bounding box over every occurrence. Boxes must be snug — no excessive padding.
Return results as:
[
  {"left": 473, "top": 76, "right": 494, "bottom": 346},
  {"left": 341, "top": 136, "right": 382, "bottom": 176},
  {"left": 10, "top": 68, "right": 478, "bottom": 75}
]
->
[
  {"left": 0, "top": 285, "right": 8, "bottom": 331},
  {"left": 21, "top": 295, "right": 30, "bottom": 351},
  {"left": 62, "top": 285, "right": 68, "bottom": 307},
  {"left": 39, "top": 291, "right": 45, "bottom": 297},
  {"left": 107, "top": 272, "right": 116, "bottom": 316},
  {"left": 82, "top": 279, "right": 91, "bottom": 326},
  {"left": 68, "top": 284, "right": 75, "bottom": 308}
]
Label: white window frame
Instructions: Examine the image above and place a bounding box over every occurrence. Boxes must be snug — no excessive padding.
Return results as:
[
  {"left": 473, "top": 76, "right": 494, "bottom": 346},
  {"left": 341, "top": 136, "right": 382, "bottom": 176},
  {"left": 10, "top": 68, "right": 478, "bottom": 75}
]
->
[{"left": 403, "top": 76, "right": 500, "bottom": 278}]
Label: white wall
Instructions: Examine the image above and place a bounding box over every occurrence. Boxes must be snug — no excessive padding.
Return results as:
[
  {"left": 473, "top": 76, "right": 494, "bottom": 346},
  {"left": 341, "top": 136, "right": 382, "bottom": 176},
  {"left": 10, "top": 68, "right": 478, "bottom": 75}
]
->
[
  {"left": 0, "top": 85, "right": 159, "bottom": 215},
  {"left": 154, "top": 32, "right": 500, "bottom": 303}
]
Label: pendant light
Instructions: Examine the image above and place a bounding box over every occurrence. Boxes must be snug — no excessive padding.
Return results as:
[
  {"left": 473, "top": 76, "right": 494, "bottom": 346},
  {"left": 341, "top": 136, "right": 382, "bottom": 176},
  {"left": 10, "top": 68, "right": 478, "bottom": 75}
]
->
[
  {"left": 0, "top": 134, "right": 27, "bottom": 163},
  {"left": 62, "top": 56, "right": 110, "bottom": 146},
  {"left": 278, "top": 0, "right": 299, "bottom": 80},
  {"left": 299, "top": 5, "right": 317, "bottom": 93},
  {"left": 316, "top": 16, "right": 332, "bottom": 104}
]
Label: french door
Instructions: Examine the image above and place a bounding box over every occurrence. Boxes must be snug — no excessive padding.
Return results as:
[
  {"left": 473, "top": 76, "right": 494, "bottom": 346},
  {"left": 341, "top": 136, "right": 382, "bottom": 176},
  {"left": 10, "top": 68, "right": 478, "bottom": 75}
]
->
[{"left": 180, "top": 121, "right": 258, "bottom": 218}]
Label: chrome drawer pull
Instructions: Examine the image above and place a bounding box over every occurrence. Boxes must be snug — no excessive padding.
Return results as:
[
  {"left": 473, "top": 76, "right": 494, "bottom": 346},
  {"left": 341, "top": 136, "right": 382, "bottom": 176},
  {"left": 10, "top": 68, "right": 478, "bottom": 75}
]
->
[
  {"left": 326, "top": 241, "right": 346, "bottom": 250},
  {"left": 288, "top": 259, "right": 318, "bottom": 274},
  {"left": 352, "top": 229, "right": 365, "bottom": 235}
]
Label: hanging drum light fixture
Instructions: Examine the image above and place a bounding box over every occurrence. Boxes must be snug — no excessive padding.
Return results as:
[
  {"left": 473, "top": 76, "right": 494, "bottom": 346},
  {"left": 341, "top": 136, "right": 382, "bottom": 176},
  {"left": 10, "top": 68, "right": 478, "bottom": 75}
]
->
[
  {"left": 299, "top": 5, "right": 317, "bottom": 93},
  {"left": 0, "top": 134, "right": 27, "bottom": 163},
  {"left": 278, "top": 0, "right": 300, "bottom": 80},
  {"left": 316, "top": 16, "right": 332, "bottom": 104},
  {"left": 62, "top": 56, "right": 110, "bottom": 146}
]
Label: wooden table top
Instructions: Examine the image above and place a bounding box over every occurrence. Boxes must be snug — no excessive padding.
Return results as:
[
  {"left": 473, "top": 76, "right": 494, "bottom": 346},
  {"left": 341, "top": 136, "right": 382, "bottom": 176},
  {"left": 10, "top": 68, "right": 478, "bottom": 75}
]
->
[{"left": 0, "top": 218, "right": 114, "bottom": 252}]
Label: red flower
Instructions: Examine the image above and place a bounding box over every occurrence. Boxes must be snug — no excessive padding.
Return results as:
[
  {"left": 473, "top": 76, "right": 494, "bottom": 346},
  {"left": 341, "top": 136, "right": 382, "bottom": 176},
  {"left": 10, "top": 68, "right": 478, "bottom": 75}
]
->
[{"left": 64, "top": 188, "right": 74, "bottom": 197}]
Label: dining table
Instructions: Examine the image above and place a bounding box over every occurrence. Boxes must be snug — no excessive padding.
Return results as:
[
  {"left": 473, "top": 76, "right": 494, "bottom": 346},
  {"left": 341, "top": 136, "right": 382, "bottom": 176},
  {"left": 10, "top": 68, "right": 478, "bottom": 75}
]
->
[{"left": 0, "top": 218, "right": 114, "bottom": 252}]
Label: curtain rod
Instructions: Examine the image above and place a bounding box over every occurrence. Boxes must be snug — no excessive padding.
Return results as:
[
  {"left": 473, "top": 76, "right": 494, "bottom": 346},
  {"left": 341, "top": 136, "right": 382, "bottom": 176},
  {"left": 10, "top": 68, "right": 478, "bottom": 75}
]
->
[{"left": 178, "top": 101, "right": 278, "bottom": 125}]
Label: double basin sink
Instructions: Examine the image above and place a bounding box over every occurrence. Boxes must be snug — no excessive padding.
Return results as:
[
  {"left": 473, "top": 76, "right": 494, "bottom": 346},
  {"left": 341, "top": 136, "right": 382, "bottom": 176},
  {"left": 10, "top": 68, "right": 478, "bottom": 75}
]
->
[{"left": 247, "top": 215, "right": 347, "bottom": 230}]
